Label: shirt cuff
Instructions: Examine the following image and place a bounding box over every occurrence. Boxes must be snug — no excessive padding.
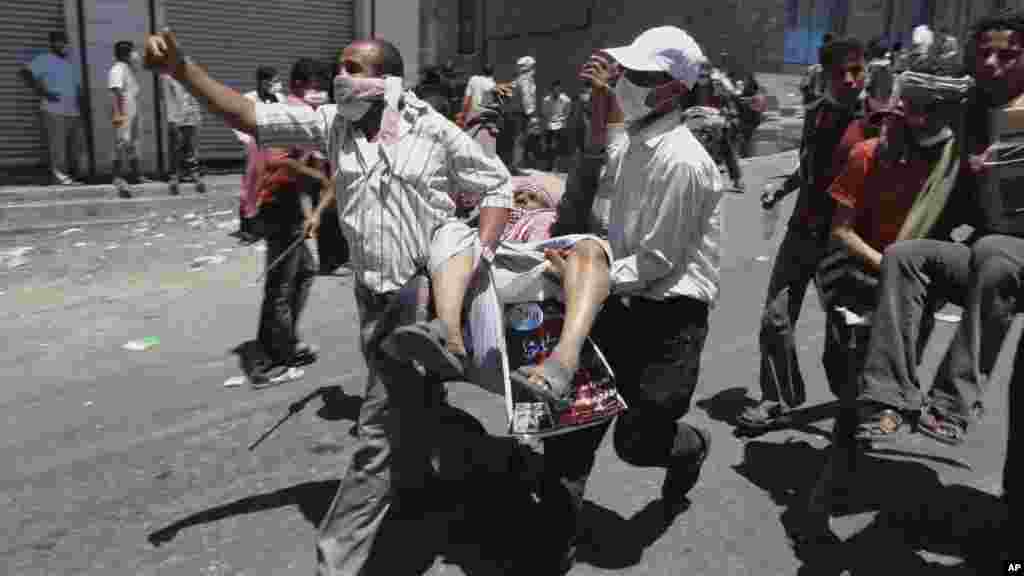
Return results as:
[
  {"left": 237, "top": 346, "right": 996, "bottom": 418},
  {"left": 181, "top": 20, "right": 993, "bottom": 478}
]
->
[{"left": 480, "top": 181, "right": 514, "bottom": 209}]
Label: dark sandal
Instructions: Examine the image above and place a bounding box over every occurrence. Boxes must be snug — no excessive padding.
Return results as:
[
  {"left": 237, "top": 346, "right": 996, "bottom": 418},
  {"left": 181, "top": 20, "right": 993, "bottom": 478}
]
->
[
  {"left": 856, "top": 405, "right": 909, "bottom": 442},
  {"left": 916, "top": 406, "right": 967, "bottom": 446},
  {"left": 385, "top": 319, "right": 467, "bottom": 382},
  {"left": 737, "top": 401, "right": 790, "bottom": 429},
  {"left": 511, "top": 358, "right": 575, "bottom": 413}
]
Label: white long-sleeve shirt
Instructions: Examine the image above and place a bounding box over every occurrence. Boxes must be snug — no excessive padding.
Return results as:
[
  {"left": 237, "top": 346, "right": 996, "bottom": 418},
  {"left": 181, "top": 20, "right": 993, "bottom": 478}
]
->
[
  {"left": 600, "top": 110, "right": 725, "bottom": 305},
  {"left": 253, "top": 91, "right": 513, "bottom": 294}
]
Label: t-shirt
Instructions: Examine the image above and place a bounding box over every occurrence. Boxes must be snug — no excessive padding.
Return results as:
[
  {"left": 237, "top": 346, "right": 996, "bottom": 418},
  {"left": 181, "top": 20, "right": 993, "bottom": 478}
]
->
[
  {"left": 828, "top": 138, "right": 931, "bottom": 251},
  {"left": 161, "top": 74, "right": 201, "bottom": 125},
  {"left": 108, "top": 61, "right": 140, "bottom": 117},
  {"left": 28, "top": 52, "right": 81, "bottom": 116},
  {"left": 464, "top": 75, "right": 496, "bottom": 115}
]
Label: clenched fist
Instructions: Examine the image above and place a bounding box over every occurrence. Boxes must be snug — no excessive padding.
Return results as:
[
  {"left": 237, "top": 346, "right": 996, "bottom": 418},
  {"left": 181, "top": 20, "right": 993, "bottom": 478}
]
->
[{"left": 143, "top": 28, "right": 182, "bottom": 72}]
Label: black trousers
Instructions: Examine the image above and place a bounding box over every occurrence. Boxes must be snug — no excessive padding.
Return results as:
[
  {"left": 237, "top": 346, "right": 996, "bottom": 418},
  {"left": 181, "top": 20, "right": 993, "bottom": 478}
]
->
[
  {"left": 167, "top": 123, "right": 200, "bottom": 181},
  {"left": 540, "top": 295, "right": 710, "bottom": 559},
  {"left": 257, "top": 230, "right": 315, "bottom": 365}
]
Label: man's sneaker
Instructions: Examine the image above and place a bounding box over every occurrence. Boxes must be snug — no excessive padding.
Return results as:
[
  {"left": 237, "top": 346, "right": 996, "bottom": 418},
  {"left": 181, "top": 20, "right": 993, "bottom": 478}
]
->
[
  {"left": 662, "top": 426, "right": 711, "bottom": 519},
  {"left": 168, "top": 180, "right": 180, "bottom": 195}
]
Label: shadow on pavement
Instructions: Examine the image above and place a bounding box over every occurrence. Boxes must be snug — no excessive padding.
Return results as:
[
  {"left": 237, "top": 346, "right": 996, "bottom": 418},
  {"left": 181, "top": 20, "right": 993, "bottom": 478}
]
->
[
  {"left": 733, "top": 439, "right": 1009, "bottom": 575},
  {"left": 148, "top": 403, "right": 664, "bottom": 574}
]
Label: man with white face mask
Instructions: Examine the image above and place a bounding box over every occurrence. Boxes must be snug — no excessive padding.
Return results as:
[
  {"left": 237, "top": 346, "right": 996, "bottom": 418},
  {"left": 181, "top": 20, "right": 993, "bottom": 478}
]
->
[
  {"left": 538, "top": 25, "right": 725, "bottom": 573},
  {"left": 144, "top": 30, "right": 514, "bottom": 575}
]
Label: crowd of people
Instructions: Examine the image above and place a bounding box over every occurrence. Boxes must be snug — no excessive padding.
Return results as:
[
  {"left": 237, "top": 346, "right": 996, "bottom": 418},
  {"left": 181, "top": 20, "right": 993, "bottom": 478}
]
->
[{"left": 134, "top": 6, "right": 1022, "bottom": 572}]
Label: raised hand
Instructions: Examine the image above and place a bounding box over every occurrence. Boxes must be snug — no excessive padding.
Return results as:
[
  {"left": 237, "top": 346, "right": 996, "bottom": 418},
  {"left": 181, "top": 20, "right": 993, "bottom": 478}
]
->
[{"left": 143, "top": 28, "right": 181, "bottom": 72}]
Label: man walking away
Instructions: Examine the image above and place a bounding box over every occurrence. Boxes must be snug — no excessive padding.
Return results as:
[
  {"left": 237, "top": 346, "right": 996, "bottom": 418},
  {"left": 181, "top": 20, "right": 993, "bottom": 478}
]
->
[
  {"left": 162, "top": 73, "right": 207, "bottom": 195},
  {"left": 109, "top": 40, "right": 146, "bottom": 198},
  {"left": 24, "top": 31, "right": 85, "bottom": 185}
]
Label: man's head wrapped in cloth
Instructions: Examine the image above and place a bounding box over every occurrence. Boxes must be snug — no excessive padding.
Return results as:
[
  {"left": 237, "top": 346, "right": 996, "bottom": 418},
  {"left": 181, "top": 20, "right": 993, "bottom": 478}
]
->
[
  {"left": 874, "top": 70, "right": 974, "bottom": 164},
  {"left": 502, "top": 173, "right": 566, "bottom": 243}
]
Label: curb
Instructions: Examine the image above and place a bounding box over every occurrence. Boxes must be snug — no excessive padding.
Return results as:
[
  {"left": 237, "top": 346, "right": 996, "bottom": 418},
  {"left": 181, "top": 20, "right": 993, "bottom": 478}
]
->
[{"left": 0, "top": 175, "right": 242, "bottom": 234}]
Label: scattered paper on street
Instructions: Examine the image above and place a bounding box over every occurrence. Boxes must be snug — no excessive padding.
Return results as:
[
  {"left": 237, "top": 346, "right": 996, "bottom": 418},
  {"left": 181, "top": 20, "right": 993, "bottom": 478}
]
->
[
  {"left": 755, "top": 256, "right": 770, "bottom": 262},
  {"left": 223, "top": 376, "right": 246, "bottom": 388},
  {"left": 190, "top": 255, "right": 226, "bottom": 269},
  {"left": 59, "top": 228, "right": 83, "bottom": 236},
  {"left": 123, "top": 336, "right": 161, "bottom": 351}
]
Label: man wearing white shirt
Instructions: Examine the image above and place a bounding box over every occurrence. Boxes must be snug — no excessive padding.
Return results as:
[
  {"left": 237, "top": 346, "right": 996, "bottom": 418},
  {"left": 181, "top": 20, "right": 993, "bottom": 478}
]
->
[
  {"left": 109, "top": 41, "right": 146, "bottom": 197},
  {"left": 461, "top": 63, "right": 496, "bottom": 122},
  {"left": 543, "top": 26, "right": 724, "bottom": 572},
  {"left": 542, "top": 80, "right": 572, "bottom": 171},
  {"left": 145, "top": 30, "right": 515, "bottom": 575},
  {"left": 24, "top": 31, "right": 85, "bottom": 185}
]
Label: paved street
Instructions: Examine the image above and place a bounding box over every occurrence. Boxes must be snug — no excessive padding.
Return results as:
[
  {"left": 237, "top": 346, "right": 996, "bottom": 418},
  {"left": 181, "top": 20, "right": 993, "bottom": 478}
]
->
[{"left": 1, "top": 152, "right": 1013, "bottom": 575}]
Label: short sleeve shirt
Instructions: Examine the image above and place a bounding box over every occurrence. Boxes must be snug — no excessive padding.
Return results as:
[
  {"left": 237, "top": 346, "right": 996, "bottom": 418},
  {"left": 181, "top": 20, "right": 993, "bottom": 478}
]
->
[
  {"left": 28, "top": 52, "right": 80, "bottom": 116},
  {"left": 828, "top": 138, "right": 931, "bottom": 251},
  {"left": 108, "top": 62, "right": 140, "bottom": 117}
]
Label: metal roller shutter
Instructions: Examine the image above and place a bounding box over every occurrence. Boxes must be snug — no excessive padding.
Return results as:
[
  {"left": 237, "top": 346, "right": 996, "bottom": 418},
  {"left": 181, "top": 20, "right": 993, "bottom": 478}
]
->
[
  {"left": 0, "top": 1, "right": 67, "bottom": 168},
  {"left": 164, "top": 0, "right": 355, "bottom": 160}
]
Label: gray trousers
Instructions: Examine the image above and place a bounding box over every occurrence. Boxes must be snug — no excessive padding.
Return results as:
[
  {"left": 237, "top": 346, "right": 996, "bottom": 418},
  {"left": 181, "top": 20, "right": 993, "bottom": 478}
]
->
[
  {"left": 858, "top": 237, "right": 1023, "bottom": 425},
  {"left": 44, "top": 111, "right": 83, "bottom": 181},
  {"left": 758, "top": 224, "right": 826, "bottom": 407},
  {"left": 316, "top": 279, "right": 443, "bottom": 576}
]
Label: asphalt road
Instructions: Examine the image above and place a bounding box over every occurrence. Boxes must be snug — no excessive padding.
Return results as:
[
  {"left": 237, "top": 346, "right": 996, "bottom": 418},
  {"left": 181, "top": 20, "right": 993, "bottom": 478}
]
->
[{"left": 1, "top": 152, "right": 1014, "bottom": 575}]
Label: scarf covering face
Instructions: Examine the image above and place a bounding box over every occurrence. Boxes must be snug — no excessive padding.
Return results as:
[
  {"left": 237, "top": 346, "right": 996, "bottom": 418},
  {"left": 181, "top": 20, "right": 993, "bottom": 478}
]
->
[
  {"left": 502, "top": 174, "right": 566, "bottom": 243},
  {"left": 332, "top": 75, "right": 405, "bottom": 144}
]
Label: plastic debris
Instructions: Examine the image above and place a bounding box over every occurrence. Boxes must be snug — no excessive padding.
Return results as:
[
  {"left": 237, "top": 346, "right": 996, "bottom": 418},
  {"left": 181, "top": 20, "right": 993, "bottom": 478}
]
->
[
  {"left": 183, "top": 212, "right": 198, "bottom": 221},
  {"left": 754, "top": 256, "right": 770, "bottom": 262},
  {"left": 123, "top": 336, "right": 160, "bottom": 351},
  {"left": 208, "top": 210, "right": 233, "bottom": 217},
  {"left": 190, "top": 255, "right": 227, "bottom": 269},
  {"left": 223, "top": 376, "right": 246, "bottom": 388},
  {"left": 935, "top": 312, "right": 962, "bottom": 323},
  {"left": 216, "top": 219, "right": 239, "bottom": 231},
  {"left": 144, "top": 242, "right": 153, "bottom": 247},
  {"left": 152, "top": 233, "right": 166, "bottom": 239},
  {"left": 83, "top": 401, "right": 94, "bottom": 407},
  {"left": 104, "top": 243, "right": 119, "bottom": 250},
  {"left": 59, "top": 228, "right": 83, "bottom": 236},
  {"left": 73, "top": 242, "right": 89, "bottom": 248},
  {"left": 2, "top": 247, "right": 33, "bottom": 270}
]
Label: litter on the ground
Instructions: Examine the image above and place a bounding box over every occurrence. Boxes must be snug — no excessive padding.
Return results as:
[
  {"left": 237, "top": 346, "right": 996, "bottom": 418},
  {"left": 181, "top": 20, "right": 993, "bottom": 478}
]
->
[
  {"left": 223, "top": 376, "right": 246, "bottom": 388},
  {"left": 83, "top": 401, "right": 94, "bottom": 407},
  {"left": 183, "top": 212, "right": 197, "bottom": 220},
  {"left": 2, "top": 247, "right": 33, "bottom": 270},
  {"left": 754, "top": 256, "right": 770, "bottom": 262},
  {"left": 123, "top": 336, "right": 160, "bottom": 351},
  {"left": 251, "top": 367, "right": 305, "bottom": 389},
  {"left": 190, "top": 255, "right": 226, "bottom": 269},
  {"left": 208, "top": 210, "right": 233, "bottom": 217},
  {"left": 73, "top": 242, "right": 89, "bottom": 248},
  {"left": 152, "top": 233, "right": 166, "bottom": 238},
  {"left": 935, "top": 312, "right": 962, "bottom": 323},
  {"left": 254, "top": 244, "right": 267, "bottom": 253},
  {"left": 216, "top": 219, "right": 239, "bottom": 231},
  {"left": 104, "top": 243, "right": 119, "bottom": 250},
  {"left": 144, "top": 242, "right": 153, "bottom": 247},
  {"left": 59, "top": 228, "right": 83, "bottom": 236}
]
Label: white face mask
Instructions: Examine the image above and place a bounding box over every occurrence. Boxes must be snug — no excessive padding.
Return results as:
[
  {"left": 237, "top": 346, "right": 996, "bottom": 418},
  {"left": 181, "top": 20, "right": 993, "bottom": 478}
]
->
[
  {"left": 303, "top": 90, "right": 328, "bottom": 107},
  {"left": 333, "top": 74, "right": 374, "bottom": 121},
  {"left": 614, "top": 76, "right": 653, "bottom": 124}
]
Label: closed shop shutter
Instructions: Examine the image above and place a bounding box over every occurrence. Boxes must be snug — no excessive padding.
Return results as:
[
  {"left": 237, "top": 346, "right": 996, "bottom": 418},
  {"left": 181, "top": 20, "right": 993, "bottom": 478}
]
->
[
  {"left": 163, "top": 0, "right": 355, "bottom": 160},
  {"left": 0, "top": 1, "right": 67, "bottom": 168}
]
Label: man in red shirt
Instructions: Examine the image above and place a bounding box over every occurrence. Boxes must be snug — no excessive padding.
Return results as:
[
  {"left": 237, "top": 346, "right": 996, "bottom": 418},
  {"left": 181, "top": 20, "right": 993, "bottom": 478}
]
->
[
  {"left": 740, "top": 36, "right": 873, "bottom": 429},
  {"left": 820, "top": 71, "right": 973, "bottom": 386}
]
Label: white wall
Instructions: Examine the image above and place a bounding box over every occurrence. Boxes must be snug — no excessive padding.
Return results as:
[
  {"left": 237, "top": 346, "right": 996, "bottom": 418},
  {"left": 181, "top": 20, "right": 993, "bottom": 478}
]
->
[{"left": 79, "top": 0, "right": 157, "bottom": 175}]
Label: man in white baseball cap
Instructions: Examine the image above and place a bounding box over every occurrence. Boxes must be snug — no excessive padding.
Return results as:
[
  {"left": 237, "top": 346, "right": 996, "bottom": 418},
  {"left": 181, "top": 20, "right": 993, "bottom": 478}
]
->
[{"left": 538, "top": 25, "right": 725, "bottom": 573}]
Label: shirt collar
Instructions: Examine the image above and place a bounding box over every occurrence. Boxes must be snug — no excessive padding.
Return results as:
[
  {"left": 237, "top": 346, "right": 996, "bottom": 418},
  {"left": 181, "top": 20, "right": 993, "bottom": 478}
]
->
[{"left": 629, "top": 109, "right": 683, "bottom": 148}]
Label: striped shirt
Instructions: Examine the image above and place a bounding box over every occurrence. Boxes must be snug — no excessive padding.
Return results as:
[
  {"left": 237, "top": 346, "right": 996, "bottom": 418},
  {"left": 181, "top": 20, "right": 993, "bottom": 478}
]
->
[{"left": 254, "top": 91, "right": 513, "bottom": 294}]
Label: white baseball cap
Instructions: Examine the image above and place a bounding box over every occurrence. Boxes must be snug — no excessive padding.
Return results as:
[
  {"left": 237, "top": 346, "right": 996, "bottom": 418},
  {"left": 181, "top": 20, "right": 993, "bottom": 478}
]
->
[
  {"left": 604, "top": 26, "right": 707, "bottom": 88},
  {"left": 517, "top": 56, "right": 536, "bottom": 72}
]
